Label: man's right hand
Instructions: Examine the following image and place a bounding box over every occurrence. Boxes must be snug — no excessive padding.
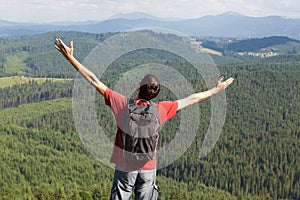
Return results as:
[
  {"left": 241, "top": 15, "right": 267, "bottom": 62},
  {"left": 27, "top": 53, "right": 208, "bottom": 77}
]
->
[{"left": 215, "top": 76, "right": 234, "bottom": 92}]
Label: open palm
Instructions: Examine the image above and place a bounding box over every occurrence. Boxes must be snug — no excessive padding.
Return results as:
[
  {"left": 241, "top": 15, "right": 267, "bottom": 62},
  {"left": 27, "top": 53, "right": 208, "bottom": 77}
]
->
[
  {"left": 55, "top": 38, "right": 73, "bottom": 60},
  {"left": 216, "top": 76, "right": 234, "bottom": 91}
]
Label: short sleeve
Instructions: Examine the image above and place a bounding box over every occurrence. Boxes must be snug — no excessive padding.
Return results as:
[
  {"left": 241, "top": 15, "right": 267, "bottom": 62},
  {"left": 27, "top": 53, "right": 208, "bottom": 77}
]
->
[
  {"left": 156, "top": 101, "right": 178, "bottom": 124},
  {"left": 104, "top": 88, "right": 128, "bottom": 127}
]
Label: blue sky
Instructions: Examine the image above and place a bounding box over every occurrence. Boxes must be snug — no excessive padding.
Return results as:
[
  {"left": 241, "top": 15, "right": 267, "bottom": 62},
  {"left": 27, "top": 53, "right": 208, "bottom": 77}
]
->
[{"left": 1, "top": 0, "right": 300, "bottom": 23}]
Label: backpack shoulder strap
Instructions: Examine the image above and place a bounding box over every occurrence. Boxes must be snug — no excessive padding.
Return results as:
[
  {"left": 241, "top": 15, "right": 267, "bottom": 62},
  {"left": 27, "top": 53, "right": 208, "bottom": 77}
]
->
[{"left": 127, "top": 98, "right": 135, "bottom": 106}]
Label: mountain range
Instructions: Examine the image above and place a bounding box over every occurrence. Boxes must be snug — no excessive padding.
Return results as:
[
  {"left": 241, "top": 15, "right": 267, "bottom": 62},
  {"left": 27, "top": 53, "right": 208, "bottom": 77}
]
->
[{"left": 1, "top": 11, "right": 300, "bottom": 39}]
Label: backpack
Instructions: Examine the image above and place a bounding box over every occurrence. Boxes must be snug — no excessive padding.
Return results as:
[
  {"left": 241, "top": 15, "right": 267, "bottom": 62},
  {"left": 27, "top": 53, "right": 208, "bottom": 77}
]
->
[{"left": 121, "top": 99, "right": 160, "bottom": 162}]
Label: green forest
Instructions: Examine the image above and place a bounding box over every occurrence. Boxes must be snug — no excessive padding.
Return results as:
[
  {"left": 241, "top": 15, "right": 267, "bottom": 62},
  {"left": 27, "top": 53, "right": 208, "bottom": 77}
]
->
[
  {"left": 0, "top": 31, "right": 299, "bottom": 199},
  {"left": 200, "top": 36, "right": 300, "bottom": 57}
]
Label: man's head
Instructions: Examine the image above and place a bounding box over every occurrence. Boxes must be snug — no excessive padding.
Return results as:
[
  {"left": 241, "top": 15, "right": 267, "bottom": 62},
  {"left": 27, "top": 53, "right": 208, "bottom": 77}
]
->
[{"left": 137, "top": 74, "right": 160, "bottom": 101}]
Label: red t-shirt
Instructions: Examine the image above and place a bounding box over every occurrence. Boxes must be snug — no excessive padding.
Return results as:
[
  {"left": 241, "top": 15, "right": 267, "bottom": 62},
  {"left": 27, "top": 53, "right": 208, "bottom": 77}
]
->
[{"left": 105, "top": 88, "right": 178, "bottom": 170}]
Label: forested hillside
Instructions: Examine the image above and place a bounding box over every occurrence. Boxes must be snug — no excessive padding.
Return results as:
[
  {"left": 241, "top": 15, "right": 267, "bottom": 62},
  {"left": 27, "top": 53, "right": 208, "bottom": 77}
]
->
[
  {"left": 0, "top": 31, "right": 299, "bottom": 199},
  {"left": 0, "top": 31, "right": 113, "bottom": 78},
  {"left": 0, "top": 94, "right": 245, "bottom": 199},
  {"left": 201, "top": 36, "right": 300, "bottom": 56},
  {"left": 159, "top": 57, "right": 300, "bottom": 199}
]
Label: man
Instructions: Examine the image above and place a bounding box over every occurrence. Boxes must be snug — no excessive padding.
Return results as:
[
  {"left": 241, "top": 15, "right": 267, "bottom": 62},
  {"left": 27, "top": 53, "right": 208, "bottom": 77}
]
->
[{"left": 55, "top": 38, "right": 234, "bottom": 200}]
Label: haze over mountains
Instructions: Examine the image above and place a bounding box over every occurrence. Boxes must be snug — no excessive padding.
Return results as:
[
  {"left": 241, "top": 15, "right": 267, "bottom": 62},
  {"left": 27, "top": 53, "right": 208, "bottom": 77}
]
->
[{"left": 1, "top": 11, "right": 300, "bottom": 39}]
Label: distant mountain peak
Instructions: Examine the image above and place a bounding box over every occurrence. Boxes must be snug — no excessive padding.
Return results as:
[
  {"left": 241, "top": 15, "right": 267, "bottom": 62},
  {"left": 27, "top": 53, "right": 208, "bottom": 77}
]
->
[
  {"left": 218, "top": 11, "right": 246, "bottom": 17},
  {"left": 108, "top": 12, "right": 158, "bottom": 20},
  {"left": 224, "top": 11, "right": 243, "bottom": 16},
  {"left": 107, "top": 12, "right": 181, "bottom": 22}
]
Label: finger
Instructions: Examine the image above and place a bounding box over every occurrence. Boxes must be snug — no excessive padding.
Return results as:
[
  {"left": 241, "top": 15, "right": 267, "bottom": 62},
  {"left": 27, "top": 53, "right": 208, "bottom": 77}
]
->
[
  {"left": 55, "top": 38, "right": 60, "bottom": 47},
  {"left": 225, "top": 77, "right": 234, "bottom": 86},
  {"left": 219, "top": 75, "right": 224, "bottom": 82},
  {"left": 57, "top": 38, "right": 66, "bottom": 47},
  {"left": 55, "top": 45, "right": 60, "bottom": 51},
  {"left": 55, "top": 40, "right": 64, "bottom": 50},
  {"left": 70, "top": 41, "right": 73, "bottom": 54},
  {"left": 55, "top": 39, "right": 61, "bottom": 51},
  {"left": 56, "top": 38, "right": 62, "bottom": 44},
  {"left": 227, "top": 77, "right": 234, "bottom": 83}
]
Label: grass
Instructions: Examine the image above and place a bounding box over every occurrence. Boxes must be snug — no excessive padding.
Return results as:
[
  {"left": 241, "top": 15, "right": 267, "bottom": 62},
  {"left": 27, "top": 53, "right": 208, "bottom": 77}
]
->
[
  {"left": 3, "top": 52, "right": 29, "bottom": 74},
  {"left": 263, "top": 41, "right": 300, "bottom": 54},
  {"left": 0, "top": 76, "right": 73, "bottom": 88}
]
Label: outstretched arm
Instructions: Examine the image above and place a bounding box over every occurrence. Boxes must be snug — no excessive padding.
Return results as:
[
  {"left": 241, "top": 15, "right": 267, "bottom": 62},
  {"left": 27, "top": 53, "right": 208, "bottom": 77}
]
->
[
  {"left": 55, "top": 38, "right": 107, "bottom": 96},
  {"left": 176, "top": 76, "right": 234, "bottom": 111}
]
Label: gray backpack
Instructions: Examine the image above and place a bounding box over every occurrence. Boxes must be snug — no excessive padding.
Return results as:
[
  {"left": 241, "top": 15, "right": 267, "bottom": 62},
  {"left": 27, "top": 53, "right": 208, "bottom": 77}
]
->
[{"left": 121, "top": 99, "right": 160, "bottom": 162}]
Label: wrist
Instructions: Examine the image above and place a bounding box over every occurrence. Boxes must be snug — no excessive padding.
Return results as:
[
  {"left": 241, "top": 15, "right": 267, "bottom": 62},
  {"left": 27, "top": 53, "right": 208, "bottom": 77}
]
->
[
  {"left": 67, "top": 55, "right": 75, "bottom": 62},
  {"left": 211, "top": 87, "right": 220, "bottom": 95}
]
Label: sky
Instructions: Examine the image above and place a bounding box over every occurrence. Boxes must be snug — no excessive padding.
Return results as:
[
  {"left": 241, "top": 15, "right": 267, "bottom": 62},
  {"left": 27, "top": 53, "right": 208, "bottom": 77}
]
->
[{"left": 0, "top": 0, "right": 300, "bottom": 23}]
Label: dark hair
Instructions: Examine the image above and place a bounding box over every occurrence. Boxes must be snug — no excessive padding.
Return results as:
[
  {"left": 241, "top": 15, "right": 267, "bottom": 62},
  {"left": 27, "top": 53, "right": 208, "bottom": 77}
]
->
[{"left": 138, "top": 74, "right": 160, "bottom": 100}]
